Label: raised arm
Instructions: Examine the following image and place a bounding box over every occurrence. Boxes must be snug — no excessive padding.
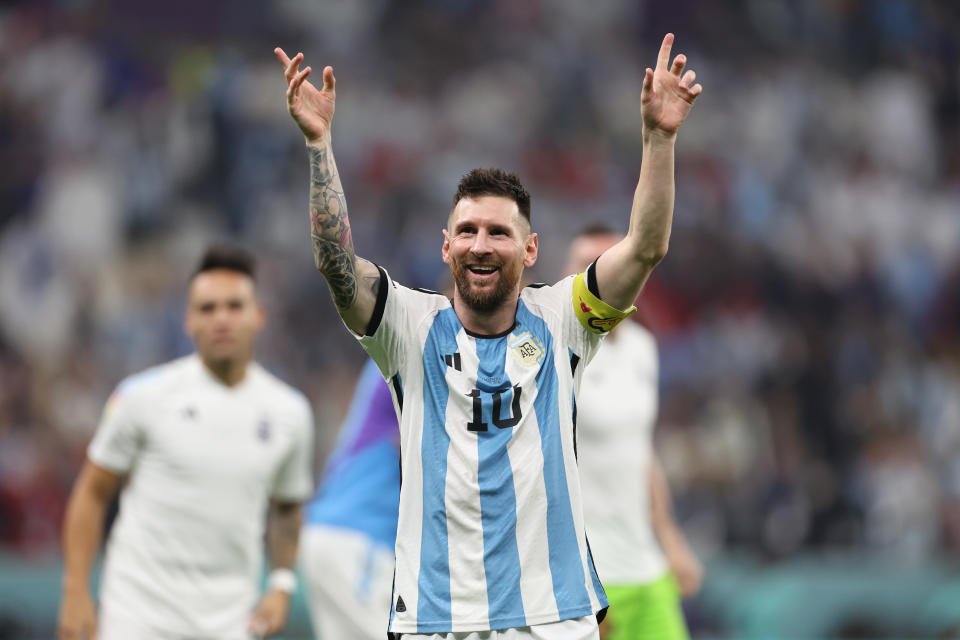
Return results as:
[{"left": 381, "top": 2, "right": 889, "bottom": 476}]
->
[
  {"left": 594, "top": 33, "right": 702, "bottom": 309},
  {"left": 274, "top": 48, "right": 381, "bottom": 336}
]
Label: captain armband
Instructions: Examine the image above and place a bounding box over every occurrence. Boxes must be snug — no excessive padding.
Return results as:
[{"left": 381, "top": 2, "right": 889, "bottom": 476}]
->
[{"left": 572, "top": 272, "right": 637, "bottom": 334}]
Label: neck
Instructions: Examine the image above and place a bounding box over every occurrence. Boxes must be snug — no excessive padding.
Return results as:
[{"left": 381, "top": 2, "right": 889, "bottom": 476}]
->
[
  {"left": 452, "top": 291, "right": 519, "bottom": 336},
  {"left": 200, "top": 355, "right": 249, "bottom": 387}
]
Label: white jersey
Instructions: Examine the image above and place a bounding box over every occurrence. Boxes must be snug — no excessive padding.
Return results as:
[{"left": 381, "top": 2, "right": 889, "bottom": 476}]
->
[
  {"left": 88, "top": 354, "right": 314, "bottom": 638},
  {"left": 356, "top": 265, "right": 633, "bottom": 635},
  {"left": 576, "top": 322, "right": 666, "bottom": 585}
]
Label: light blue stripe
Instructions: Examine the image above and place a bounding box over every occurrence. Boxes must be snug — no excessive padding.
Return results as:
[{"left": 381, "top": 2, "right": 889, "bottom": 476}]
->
[
  {"left": 416, "top": 308, "right": 459, "bottom": 631},
  {"left": 585, "top": 541, "right": 606, "bottom": 606},
  {"left": 516, "top": 301, "right": 595, "bottom": 616},
  {"left": 475, "top": 338, "right": 526, "bottom": 627}
]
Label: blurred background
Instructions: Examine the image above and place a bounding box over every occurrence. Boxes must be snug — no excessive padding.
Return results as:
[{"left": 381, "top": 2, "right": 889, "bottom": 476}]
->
[{"left": 2, "top": 0, "right": 960, "bottom": 637}]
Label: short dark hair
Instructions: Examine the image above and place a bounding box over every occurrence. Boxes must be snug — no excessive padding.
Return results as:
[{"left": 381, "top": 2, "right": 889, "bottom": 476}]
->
[
  {"left": 575, "top": 223, "right": 619, "bottom": 238},
  {"left": 453, "top": 168, "right": 531, "bottom": 224},
  {"left": 192, "top": 245, "right": 257, "bottom": 281}
]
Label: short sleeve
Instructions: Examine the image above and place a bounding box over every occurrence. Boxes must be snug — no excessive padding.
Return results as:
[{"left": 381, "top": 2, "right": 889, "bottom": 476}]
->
[
  {"left": 355, "top": 267, "right": 441, "bottom": 381},
  {"left": 87, "top": 384, "right": 144, "bottom": 474},
  {"left": 271, "top": 396, "right": 316, "bottom": 502}
]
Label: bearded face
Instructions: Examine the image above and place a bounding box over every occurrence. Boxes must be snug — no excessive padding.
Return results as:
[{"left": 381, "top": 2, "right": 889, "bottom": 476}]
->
[
  {"left": 442, "top": 195, "right": 537, "bottom": 317},
  {"left": 449, "top": 250, "right": 524, "bottom": 313}
]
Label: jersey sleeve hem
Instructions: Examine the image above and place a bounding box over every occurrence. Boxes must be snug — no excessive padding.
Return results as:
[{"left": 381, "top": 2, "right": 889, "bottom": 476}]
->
[{"left": 364, "top": 264, "right": 389, "bottom": 337}]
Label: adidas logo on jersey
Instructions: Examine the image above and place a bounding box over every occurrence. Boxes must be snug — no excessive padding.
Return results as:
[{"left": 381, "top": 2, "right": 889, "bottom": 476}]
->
[{"left": 443, "top": 352, "right": 462, "bottom": 371}]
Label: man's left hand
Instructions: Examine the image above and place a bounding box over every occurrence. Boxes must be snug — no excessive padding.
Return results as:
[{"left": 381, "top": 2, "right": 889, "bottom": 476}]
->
[
  {"left": 248, "top": 589, "right": 291, "bottom": 638},
  {"left": 641, "top": 33, "right": 703, "bottom": 138}
]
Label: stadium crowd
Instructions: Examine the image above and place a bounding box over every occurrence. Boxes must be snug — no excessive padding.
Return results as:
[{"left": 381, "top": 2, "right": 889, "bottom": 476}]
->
[{"left": 1, "top": 0, "right": 959, "bottom": 585}]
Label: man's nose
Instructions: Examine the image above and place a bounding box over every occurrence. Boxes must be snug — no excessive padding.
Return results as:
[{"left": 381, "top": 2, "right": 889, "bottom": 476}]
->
[{"left": 470, "top": 230, "right": 492, "bottom": 255}]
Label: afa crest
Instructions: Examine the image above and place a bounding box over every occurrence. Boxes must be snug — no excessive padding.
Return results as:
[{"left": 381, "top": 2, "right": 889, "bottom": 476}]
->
[{"left": 509, "top": 331, "right": 545, "bottom": 367}]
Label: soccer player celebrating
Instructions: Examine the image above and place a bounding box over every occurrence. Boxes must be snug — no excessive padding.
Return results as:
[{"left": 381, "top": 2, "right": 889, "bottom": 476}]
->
[
  {"left": 58, "top": 247, "right": 315, "bottom": 640},
  {"left": 276, "top": 32, "right": 701, "bottom": 640},
  {"left": 564, "top": 227, "right": 703, "bottom": 640}
]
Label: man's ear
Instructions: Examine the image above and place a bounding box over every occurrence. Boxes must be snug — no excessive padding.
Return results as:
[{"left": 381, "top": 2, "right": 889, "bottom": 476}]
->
[
  {"left": 524, "top": 232, "right": 539, "bottom": 268},
  {"left": 441, "top": 228, "right": 452, "bottom": 264},
  {"left": 255, "top": 303, "right": 266, "bottom": 331}
]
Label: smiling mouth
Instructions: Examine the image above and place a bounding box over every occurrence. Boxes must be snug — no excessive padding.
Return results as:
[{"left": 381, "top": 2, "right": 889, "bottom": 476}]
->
[{"left": 467, "top": 265, "right": 500, "bottom": 275}]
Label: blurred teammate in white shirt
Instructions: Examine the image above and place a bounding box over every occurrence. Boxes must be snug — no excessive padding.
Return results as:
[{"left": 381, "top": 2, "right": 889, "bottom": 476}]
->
[
  {"left": 58, "top": 246, "right": 315, "bottom": 640},
  {"left": 565, "top": 227, "right": 702, "bottom": 640}
]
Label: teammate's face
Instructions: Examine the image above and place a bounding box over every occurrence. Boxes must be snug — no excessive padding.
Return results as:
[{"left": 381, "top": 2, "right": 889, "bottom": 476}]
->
[
  {"left": 442, "top": 195, "right": 538, "bottom": 313},
  {"left": 563, "top": 233, "right": 621, "bottom": 276},
  {"left": 185, "top": 269, "right": 264, "bottom": 367}
]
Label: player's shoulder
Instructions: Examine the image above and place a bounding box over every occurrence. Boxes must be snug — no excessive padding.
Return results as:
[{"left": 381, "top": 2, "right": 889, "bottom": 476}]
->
[
  {"left": 520, "top": 275, "right": 570, "bottom": 306},
  {"left": 618, "top": 320, "right": 656, "bottom": 350},
  {"left": 392, "top": 279, "right": 450, "bottom": 307},
  {"left": 113, "top": 355, "right": 194, "bottom": 400},
  {"left": 249, "top": 363, "right": 313, "bottom": 416},
  {"left": 382, "top": 276, "right": 453, "bottom": 331},
  {"left": 609, "top": 321, "right": 658, "bottom": 368}
]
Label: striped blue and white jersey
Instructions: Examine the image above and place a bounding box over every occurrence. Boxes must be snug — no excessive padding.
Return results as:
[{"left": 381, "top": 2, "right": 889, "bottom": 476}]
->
[{"left": 355, "top": 264, "right": 633, "bottom": 634}]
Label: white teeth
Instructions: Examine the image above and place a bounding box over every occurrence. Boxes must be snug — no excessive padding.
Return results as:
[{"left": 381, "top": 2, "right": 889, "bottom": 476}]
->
[{"left": 471, "top": 266, "right": 497, "bottom": 273}]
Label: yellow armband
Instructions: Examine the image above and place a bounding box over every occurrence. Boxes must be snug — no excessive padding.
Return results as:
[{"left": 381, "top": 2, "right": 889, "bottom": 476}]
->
[{"left": 572, "top": 272, "right": 636, "bottom": 334}]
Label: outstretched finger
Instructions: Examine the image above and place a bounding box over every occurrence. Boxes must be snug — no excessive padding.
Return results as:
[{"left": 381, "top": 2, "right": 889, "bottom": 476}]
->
[
  {"left": 680, "top": 69, "right": 696, "bottom": 88},
  {"left": 671, "top": 54, "right": 686, "bottom": 76},
  {"left": 641, "top": 67, "right": 654, "bottom": 96},
  {"left": 274, "top": 47, "right": 292, "bottom": 67},
  {"left": 688, "top": 83, "right": 703, "bottom": 99},
  {"left": 656, "top": 33, "right": 674, "bottom": 71},
  {"left": 288, "top": 66, "right": 312, "bottom": 101},
  {"left": 321, "top": 66, "right": 336, "bottom": 94},
  {"left": 285, "top": 52, "right": 304, "bottom": 82}
]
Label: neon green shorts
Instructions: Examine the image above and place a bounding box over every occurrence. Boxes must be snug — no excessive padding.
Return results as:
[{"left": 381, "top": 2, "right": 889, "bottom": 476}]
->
[{"left": 601, "top": 573, "right": 689, "bottom": 640}]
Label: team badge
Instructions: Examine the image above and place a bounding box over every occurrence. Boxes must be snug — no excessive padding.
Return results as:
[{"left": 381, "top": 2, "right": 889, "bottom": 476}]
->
[
  {"left": 256, "top": 417, "right": 272, "bottom": 442},
  {"left": 509, "top": 331, "right": 544, "bottom": 367}
]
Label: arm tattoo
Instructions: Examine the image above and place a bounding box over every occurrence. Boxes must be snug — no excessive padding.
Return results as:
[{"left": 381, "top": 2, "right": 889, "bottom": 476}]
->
[{"left": 309, "top": 144, "right": 358, "bottom": 310}]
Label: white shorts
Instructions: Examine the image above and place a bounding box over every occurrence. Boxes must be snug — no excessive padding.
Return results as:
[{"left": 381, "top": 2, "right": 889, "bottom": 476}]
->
[
  {"left": 299, "top": 525, "right": 396, "bottom": 640},
  {"left": 398, "top": 615, "right": 600, "bottom": 640}
]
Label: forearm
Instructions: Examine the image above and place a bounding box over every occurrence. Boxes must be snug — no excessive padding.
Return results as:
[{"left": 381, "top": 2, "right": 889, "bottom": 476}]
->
[
  {"left": 649, "top": 457, "right": 689, "bottom": 553},
  {"left": 594, "top": 132, "right": 677, "bottom": 308},
  {"left": 308, "top": 140, "right": 357, "bottom": 309},
  {"left": 307, "top": 142, "right": 380, "bottom": 334},
  {"left": 61, "top": 489, "right": 108, "bottom": 595},
  {"left": 266, "top": 502, "right": 302, "bottom": 571},
  {"left": 630, "top": 130, "right": 677, "bottom": 266}
]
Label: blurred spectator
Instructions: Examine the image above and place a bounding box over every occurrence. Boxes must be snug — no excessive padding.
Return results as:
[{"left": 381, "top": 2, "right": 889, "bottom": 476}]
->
[{"left": 2, "top": 0, "right": 960, "bottom": 607}]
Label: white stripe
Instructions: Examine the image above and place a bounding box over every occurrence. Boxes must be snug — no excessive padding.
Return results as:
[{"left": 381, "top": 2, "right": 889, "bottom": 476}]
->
[
  {"left": 445, "top": 332, "right": 489, "bottom": 627},
  {"left": 556, "top": 337, "right": 604, "bottom": 611},
  {"left": 504, "top": 346, "right": 559, "bottom": 622},
  {"left": 393, "top": 336, "right": 427, "bottom": 630}
]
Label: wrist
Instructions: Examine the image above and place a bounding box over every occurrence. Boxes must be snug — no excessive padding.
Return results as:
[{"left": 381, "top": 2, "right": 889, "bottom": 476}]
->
[
  {"left": 642, "top": 127, "right": 677, "bottom": 145},
  {"left": 61, "top": 578, "right": 90, "bottom": 596},
  {"left": 305, "top": 133, "right": 331, "bottom": 149},
  {"left": 267, "top": 567, "right": 297, "bottom": 595}
]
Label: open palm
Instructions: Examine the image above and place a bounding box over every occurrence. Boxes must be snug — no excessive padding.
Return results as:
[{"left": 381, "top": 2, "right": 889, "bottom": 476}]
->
[
  {"left": 641, "top": 34, "right": 702, "bottom": 136},
  {"left": 274, "top": 47, "right": 336, "bottom": 144}
]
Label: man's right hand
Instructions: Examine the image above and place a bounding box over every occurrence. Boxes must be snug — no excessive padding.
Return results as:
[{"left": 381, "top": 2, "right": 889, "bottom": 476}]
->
[
  {"left": 57, "top": 588, "right": 97, "bottom": 640},
  {"left": 274, "top": 47, "right": 336, "bottom": 145}
]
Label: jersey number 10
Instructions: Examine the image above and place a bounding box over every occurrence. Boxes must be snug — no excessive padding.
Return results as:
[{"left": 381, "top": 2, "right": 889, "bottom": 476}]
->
[{"left": 466, "top": 385, "right": 523, "bottom": 432}]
